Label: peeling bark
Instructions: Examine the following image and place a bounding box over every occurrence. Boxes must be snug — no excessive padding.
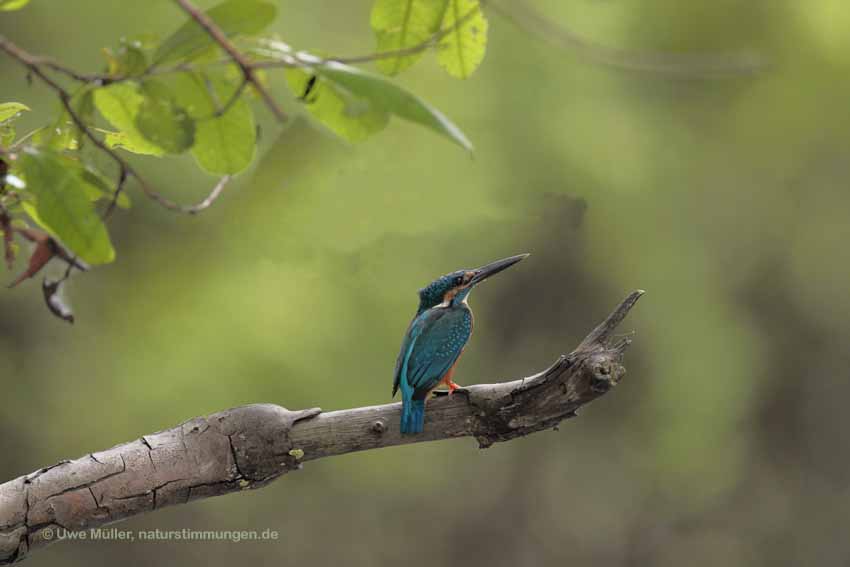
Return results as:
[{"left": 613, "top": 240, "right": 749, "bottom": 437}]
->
[{"left": 0, "top": 291, "right": 643, "bottom": 564}]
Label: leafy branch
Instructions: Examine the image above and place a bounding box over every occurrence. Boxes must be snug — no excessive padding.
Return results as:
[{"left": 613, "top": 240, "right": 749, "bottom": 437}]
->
[
  {"left": 0, "top": 35, "right": 226, "bottom": 214},
  {"left": 488, "top": 0, "right": 768, "bottom": 78},
  {"left": 0, "top": 0, "right": 766, "bottom": 325},
  {"left": 0, "top": 0, "right": 490, "bottom": 323}
]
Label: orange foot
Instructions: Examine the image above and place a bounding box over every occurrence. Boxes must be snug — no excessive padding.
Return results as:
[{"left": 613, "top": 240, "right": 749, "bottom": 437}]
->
[{"left": 431, "top": 382, "right": 468, "bottom": 398}]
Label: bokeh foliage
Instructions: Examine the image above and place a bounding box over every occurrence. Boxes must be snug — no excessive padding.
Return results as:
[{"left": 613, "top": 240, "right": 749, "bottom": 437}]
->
[{"left": 2, "top": 1, "right": 850, "bottom": 566}]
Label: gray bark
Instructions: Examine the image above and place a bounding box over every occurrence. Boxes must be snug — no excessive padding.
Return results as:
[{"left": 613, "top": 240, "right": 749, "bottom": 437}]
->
[{"left": 0, "top": 290, "right": 643, "bottom": 564}]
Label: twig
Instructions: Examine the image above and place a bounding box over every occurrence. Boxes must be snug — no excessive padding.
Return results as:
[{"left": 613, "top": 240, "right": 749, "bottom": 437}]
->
[
  {"left": 30, "top": 51, "right": 235, "bottom": 86},
  {"left": 102, "top": 168, "right": 128, "bottom": 220},
  {"left": 181, "top": 174, "right": 231, "bottom": 214},
  {"left": 338, "top": 2, "right": 483, "bottom": 65},
  {"left": 172, "top": 0, "right": 286, "bottom": 122},
  {"left": 489, "top": 0, "right": 768, "bottom": 78},
  {"left": 213, "top": 80, "right": 248, "bottom": 117},
  {"left": 21, "top": 56, "right": 112, "bottom": 84},
  {"left": 252, "top": 2, "right": 485, "bottom": 70}
]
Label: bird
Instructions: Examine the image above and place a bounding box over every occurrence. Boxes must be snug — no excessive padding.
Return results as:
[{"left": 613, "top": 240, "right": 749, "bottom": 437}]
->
[{"left": 392, "top": 254, "right": 529, "bottom": 435}]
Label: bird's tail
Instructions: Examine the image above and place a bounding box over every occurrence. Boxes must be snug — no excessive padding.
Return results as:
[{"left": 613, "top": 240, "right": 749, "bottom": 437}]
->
[{"left": 400, "top": 398, "right": 426, "bottom": 435}]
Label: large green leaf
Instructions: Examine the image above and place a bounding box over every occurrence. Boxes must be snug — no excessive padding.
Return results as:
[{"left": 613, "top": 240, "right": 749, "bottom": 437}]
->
[
  {"left": 33, "top": 90, "right": 94, "bottom": 152},
  {"left": 0, "top": 102, "right": 29, "bottom": 123},
  {"left": 311, "top": 60, "right": 472, "bottom": 151},
  {"left": 154, "top": 0, "right": 277, "bottom": 65},
  {"left": 370, "top": 0, "right": 448, "bottom": 75},
  {"left": 285, "top": 68, "right": 389, "bottom": 143},
  {"left": 436, "top": 0, "right": 487, "bottom": 79},
  {"left": 0, "top": 125, "right": 14, "bottom": 148},
  {"left": 80, "top": 167, "right": 132, "bottom": 210},
  {"left": 0, "top": 102, "right": 29, "bottom": 148},
  {"left": 135, "top": 80, "right": 195, "bottom": 154},
  {"left": 104, "top": 40, "right": 149, "bottom": 78},
  {"left": 94, "top": 83, "right": 165, "bottom": 156},
  {"left": 17, "top": 149, "right": 115, "bottom": 265},
  {"left": 0, "top": 0, "right": 30, "bottom": 11},
  {"left": 193, "top": 102, "right": 255, "bottom": 175},
  {"left": 166, "top": 73, "right": 256, "bottom": 174}
]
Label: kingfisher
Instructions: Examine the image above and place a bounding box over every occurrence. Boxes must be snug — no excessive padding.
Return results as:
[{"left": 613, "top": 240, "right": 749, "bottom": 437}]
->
[{"left": 392, "top": 254, "right": 529, "bottom": 435}]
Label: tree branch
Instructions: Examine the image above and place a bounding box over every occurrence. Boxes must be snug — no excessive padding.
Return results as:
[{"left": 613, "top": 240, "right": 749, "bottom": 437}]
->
[
  {"left": 489, "top": 0, "right": 768, "bottom": 78},
  {"left": 0, "top": 290, "right": 643, "bottom": 564}
]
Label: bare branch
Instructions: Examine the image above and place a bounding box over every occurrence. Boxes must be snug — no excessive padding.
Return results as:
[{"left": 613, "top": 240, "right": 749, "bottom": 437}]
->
[
  {"left": 172, "top": 0, "right": 286, "bottom": 122},
  {"left": 180, "top": 175, "right": 231, "bottom": 215},
  {"left": 33, "top": 57, "right": 225, "bottom": 86},
  {"left": 102, "top": 168, "right": 128, "bottom": 220},
  {"left": 27, "top": 57, "right": 107, "bottom": 84},
  {"left": 489, "top": 0, "right": 768, "bottom": 78},
  {"left": 213, "top": 80, "right": 249, "bottom": 117},
  {"left": 0, "top": 291, "right": 642, "bottom": 564}
]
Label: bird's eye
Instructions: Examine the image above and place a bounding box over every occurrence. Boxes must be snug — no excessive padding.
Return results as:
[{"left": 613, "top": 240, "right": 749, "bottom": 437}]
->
[{"left": 455, "top": 276, "right": 463, "bottom": 286}]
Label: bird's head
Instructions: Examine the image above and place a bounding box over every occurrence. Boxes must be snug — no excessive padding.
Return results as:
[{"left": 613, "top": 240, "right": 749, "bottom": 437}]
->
[{"left": 417, "top": 253, "right": 529, "bottom": 313}]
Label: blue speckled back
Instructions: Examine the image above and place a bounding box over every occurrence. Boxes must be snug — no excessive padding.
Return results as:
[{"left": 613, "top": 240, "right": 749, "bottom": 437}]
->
[{"left": 404, "top": 306, "right": 473, "bottom": 396}]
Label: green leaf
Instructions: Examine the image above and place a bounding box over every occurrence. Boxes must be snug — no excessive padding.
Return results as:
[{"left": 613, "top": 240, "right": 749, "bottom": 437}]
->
[
  {"left": 167, "top": 73, "right": 256, "bottom": 174},
  {"left": 135, "top": 80, "right": 195, "bottom": 154},
  {"left": 0, "top": 0, "right": 30, "bottom": 11},
  {"left": 436, "top": 0, "right": 487, "bottom": 79},
  {"left": 80, "top": 168, "right": 131, "bottom": 209},
  {"left": 194, "top": 113, "right": 255, "bottom": 174},
  {"left": 32, "top": 90, "right": 93, "bottom": 151},
  {"left": 104, "top": 41, "right": 149, "bottom": 78},
  {"left": 126, "top": 33, "right": 160, "bottom": 51},
  {"left": 309, "top": 60, "right": 472, "bottom": 151},
  {"left": 0, "top": 102, "right": 28, "bottom": 148},
  {"left": 94, "top": 83, "right": 165, "bottom": 156},
  {"left": 285, "top": 68, "right": 389, "bottom": 143},
  {"left": 0, "top": 124, "right": 15, "bottom": 147},
  {"left": 192, "top": 91, "right": 255, "bottom": 175},
  {"left": 98, "top": 130, "right": 158, "bottom": 156},
  {"left": 17, "top": 149, "right": 115, "bottom": 265},
  {"left": 0, "top": 102, "right": 29, "bottom": 123},
  {"left": 154, "top": 0, "right": 277, "bottom": 65},
  {"left": 370, "top": 0, "right": 448, "bottom": 75}
]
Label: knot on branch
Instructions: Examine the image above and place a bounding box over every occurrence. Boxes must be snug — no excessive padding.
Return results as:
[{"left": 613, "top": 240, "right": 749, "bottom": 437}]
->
[
  {"left": 584, "top": 351, "right": 626, "bottom": 393},
  {"left": 213, "top": 404, "right": 322, "bottom": 486}
]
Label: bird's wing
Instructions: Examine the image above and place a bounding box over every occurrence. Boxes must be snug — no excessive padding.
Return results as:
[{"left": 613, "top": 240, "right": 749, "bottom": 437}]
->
[
  {"left": 405, "top": 308, "right": 472, "bottom": 397},
  {"left": 392, "top": 313, "right": 430, "bottom": 397}
]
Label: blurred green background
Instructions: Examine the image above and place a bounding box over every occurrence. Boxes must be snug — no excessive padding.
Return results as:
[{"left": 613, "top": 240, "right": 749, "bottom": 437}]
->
[{"left": 2, "top": 1, "right": 850, "bottom": 565}]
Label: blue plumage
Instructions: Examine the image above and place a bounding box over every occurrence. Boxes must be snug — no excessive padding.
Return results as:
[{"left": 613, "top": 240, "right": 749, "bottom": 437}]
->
[
  {"left": 400, "top": 399, "right": 426, "bottom": 434},
  {"left": 392, "top": 254, "right": 529, "bottom": 435},
  {"left": 396, "top": 306, "right": 473, "bottom": 433}
]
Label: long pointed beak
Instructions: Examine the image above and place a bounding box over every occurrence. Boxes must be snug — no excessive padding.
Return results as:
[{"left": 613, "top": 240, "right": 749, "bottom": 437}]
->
[{"left": 469, "top": 253, "right": 529, "bottom": 285}]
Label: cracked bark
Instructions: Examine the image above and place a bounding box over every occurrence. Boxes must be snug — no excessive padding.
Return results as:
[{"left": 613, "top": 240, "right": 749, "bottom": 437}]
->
[{"left": 0, "top": 291, "right": 643, "bottom": 564}]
